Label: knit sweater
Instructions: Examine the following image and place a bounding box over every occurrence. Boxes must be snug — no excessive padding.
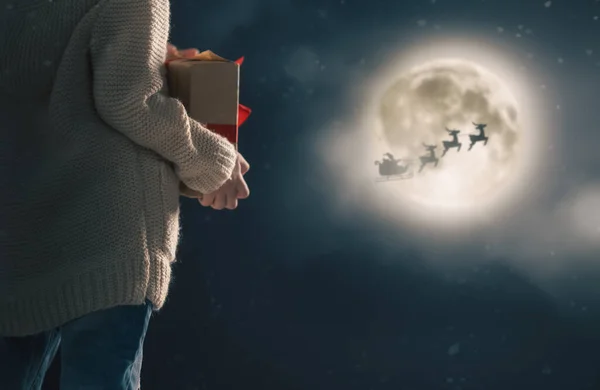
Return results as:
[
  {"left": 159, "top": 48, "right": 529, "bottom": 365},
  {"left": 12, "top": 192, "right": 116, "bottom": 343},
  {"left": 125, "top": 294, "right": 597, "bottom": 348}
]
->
[{"left": 0, "top": 0, "right": 237, "bottom": 336}]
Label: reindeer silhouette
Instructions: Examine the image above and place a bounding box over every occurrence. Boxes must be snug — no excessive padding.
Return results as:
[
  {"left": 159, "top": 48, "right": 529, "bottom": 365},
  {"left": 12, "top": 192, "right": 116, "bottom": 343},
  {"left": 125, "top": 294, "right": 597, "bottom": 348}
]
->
[
  {"left": 419, "top": 143, "right": 438, "bottom": 172},
  {"left": 442, "top": 127, "right": 462, "bottom": 156},
  {"left": 469, "top": 122, "right": 489, "bottom": 150}
]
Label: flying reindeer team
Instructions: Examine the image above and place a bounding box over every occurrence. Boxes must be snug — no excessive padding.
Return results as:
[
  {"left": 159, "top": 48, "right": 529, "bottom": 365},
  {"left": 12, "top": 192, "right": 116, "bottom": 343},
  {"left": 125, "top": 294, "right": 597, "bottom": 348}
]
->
[{"left": 374, "top": 122, "right": 489, "bottom": 181}]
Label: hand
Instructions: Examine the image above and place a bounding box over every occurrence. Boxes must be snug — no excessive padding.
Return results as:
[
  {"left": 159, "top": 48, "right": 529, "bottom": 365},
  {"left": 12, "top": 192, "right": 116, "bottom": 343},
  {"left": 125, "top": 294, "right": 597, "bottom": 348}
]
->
[
  {"left": 166, "top": 43, "right": 199, "bottom": 61},
  {"left": 199, "top": 152, "right": 250, "bottom": 210}
]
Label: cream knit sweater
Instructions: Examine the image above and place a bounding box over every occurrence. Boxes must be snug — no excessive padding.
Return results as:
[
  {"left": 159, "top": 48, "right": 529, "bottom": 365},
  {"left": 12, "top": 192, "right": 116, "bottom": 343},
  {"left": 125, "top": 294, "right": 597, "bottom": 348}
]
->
[{"left": 0, "top": 0, "right": 237, "bottom": 336}]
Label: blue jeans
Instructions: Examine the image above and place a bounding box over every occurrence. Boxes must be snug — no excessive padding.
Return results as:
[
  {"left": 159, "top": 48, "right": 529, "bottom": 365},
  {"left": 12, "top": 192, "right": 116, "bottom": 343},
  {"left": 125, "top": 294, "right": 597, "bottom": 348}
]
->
[{"left": 0, "top": 301, "right": 153, "bottom": 390}]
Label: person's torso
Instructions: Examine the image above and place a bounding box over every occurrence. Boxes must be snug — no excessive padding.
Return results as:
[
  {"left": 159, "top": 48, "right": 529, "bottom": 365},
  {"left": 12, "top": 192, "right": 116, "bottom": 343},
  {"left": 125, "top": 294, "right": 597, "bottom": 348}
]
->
[{"left": 0, "top": 0, "right": 181, "bottom": 290}]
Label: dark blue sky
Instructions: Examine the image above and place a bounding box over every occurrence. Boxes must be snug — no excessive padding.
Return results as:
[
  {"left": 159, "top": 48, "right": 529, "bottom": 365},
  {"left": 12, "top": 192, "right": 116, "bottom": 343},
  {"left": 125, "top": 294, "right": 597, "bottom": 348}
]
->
[
  {"left": 51, "top": 1, "right": 600, "bottom": 389},
  {"left": 154, "top": 0, "right": 600, "bottom": 389}
]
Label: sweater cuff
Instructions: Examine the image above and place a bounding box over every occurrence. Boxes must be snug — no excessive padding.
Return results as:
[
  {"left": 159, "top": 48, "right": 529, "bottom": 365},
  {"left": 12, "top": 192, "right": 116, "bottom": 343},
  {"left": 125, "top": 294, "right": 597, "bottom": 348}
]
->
[{"left": 177, "top": 122, "right": 237, "bottom": 195}]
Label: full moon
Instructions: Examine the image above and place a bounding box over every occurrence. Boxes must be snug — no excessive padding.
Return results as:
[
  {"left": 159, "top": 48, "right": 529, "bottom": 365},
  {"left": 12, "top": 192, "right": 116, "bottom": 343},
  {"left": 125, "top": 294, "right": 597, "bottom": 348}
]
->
[
  {"left": 377, "top": 58, "right": 520, "bottom": 210},
  {"left": 317, "top": 38, "right": 548, "bottom": 234}
]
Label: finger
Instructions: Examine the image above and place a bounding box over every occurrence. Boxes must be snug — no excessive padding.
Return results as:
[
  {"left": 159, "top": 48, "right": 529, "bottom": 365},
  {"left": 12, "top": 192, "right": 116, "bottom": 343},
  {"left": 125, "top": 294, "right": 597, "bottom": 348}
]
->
[
  {"left": 199, "top": 193, "right": 214, "bottom": 207},
  {"left": 167, "top": 43, "right": 178, "bottom": 54},
  {"left": 238, "top": 154, "right": 250, "bottom": 174},
  {"left": 179, "top": 48, "right": 199, "bottom": 58},
  {"left": 241, "top": 161, "right": 249, "bottom": 175},
  {"left": 166, "top": 44, "right": 179, "bottom": 59},
  {"left": 225, "top": 194, "right": 238, "bottom": 210},
  {"left": 236, "top": 179, "right": 250, "bottom": 199},
  {"left": 211, "top": 194, "right": 226, "bottom": 210}
]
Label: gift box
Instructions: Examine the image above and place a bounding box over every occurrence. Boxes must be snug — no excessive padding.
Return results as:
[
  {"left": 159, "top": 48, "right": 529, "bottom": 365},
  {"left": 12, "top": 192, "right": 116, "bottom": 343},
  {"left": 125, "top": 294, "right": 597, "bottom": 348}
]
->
[
  {"left": 166, "top": 50, "right": 250, "bottom": 146},
  {"left": 166, "top": 50, "right": 251, "bottom": 197}
]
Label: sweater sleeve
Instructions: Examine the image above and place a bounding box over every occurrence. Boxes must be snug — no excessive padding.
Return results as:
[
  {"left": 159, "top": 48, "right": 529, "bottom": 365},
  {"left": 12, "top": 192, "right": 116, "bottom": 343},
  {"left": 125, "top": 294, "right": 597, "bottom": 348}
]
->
[{"left": 89, "top": 0, "right": 236, "bottom": 194}]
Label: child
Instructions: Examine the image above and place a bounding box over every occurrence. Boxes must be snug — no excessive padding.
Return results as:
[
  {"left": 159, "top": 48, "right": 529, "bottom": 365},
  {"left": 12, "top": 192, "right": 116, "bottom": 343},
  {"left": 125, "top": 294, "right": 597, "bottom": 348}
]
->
[{"left": 0, "top": 0, "right": 249, "bottom": 388}]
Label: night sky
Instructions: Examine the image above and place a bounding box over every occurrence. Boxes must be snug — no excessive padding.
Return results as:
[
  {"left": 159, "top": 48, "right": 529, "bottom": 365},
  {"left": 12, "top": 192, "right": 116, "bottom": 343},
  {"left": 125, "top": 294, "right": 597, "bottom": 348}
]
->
[{"left": 44, "top": 0, "right": 600, "bottom": 389}]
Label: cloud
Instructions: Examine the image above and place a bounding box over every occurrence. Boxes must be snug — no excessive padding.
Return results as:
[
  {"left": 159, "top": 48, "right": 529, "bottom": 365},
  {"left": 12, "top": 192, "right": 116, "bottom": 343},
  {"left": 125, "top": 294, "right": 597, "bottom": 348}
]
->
[
  {"left": 316, "top": 121, "right": 599, "bottom": 292},
  {"left": 555, "top": 184, "right": 600, "bottom": 247},
  {"left": 315, "top": 115, "right": 600, "bottom": 292},
  {"left": 306, "top": 35, "right": 600, "bottom": 294}
]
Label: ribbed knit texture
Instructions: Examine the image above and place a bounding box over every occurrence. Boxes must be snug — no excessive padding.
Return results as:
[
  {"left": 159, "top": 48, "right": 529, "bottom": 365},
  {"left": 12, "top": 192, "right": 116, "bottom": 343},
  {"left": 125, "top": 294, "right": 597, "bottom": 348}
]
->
[{"left": 0, "top": 0, "right": 237, "bottom": 336}]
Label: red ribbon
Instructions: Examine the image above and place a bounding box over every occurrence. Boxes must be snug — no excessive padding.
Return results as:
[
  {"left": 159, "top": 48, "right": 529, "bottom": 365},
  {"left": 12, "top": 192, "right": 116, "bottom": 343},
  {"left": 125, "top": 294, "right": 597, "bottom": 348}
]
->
[
  {"left": 238, "top": 103, "right": 251, "bottom": 126},
  {"left": 206, "top": 103, "right": 251, "bottom": 145}
]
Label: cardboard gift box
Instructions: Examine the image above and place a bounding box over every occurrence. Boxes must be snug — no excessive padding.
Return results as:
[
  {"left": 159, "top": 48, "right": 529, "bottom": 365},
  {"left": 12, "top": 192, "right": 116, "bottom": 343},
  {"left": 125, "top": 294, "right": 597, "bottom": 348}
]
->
[{"left": 166, "top": 50, "right": 251, "bottom": 197}]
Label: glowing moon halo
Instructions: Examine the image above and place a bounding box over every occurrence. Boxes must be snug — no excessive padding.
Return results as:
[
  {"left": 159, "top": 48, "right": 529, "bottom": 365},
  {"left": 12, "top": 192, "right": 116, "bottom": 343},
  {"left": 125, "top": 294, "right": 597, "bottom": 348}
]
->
[{"left": 358, "top": 38, "right": 547, "bottom": 230}]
